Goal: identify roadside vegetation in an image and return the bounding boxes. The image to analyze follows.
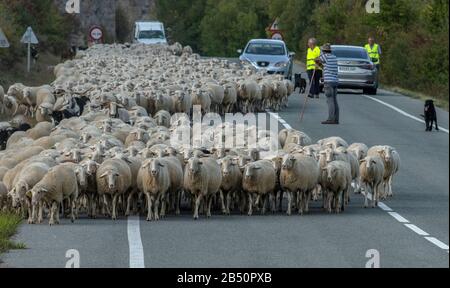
[0,212,25,254]
[156,0,449,107]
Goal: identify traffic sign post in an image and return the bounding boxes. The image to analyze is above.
[20,27,39,73]
[0,27,10,48]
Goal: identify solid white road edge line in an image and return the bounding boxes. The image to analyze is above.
[268,110,449,253]
[363,95,449,134]
[127,216,145,268]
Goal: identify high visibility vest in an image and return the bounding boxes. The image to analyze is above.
[306,46,322,70]
[365,44,380,64]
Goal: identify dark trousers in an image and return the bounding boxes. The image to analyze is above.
[324,84,339,122]
[307,69,322,96]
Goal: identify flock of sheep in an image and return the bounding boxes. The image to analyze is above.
[0,43,400,225]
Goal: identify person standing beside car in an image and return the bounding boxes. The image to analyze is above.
[315,43,339,125]
[365,37,381,70]
[306,38,322,99]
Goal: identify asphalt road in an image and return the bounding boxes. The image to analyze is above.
[2,63,449,268]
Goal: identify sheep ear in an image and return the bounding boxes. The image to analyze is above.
[100,172,108,178]
[26,191,32,198]
[371,160,377,164]
[158,163,165,167]
[359,160,366,164]
[254,165,262,170]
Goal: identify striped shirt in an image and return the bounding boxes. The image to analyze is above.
[319,52,339,85]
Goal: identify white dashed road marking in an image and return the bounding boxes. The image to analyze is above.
[127,216,145,268]
[388,212,410,223]
[405,224,430,236]
[363,95,449,134]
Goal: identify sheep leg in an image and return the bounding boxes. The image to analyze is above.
[49,201,57,226]
[154,195,160,221]
[126,191,134,216]
[364,183,370,208]
[71,196,77,223]
[26,199,33,224]
[175,190,181,216]
[30,203,37,225]
[261,195,267,215]
[226,192,232,215]
[38,202,44,224]
[277,190,283,212]
[304,191,311,214]
[207,195,213,218]
[286,191,292,216]
[112,194,119,221]
[247,193,253,216]
[193,194,203,220]
[90,195,97,219]
[146,193,153,222]
[388,176,394,198]
[219,190,227,215]
[297,191,304,215]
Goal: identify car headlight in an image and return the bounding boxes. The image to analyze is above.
[275,61,289,68]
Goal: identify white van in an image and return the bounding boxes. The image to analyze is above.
[133,21,168,45]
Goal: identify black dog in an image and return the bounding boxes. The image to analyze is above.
[0,123,31,150]
[294,73,307,94]
[422,100,439,132]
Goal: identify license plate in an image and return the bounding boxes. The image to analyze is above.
[339,66,356,72]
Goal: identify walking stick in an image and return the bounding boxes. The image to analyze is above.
[299,69,316,123]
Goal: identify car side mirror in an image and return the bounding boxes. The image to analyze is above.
[289,52,296,57]
[237,49,243,54]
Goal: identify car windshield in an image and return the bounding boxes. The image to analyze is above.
[332,48,369,59]
[139,30,165,40]
[246,43,286,55]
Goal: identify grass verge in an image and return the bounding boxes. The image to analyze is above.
[0,212,26,254]
[380,85,449,111]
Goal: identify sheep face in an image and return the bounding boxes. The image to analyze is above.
[187,158,202,175]
[220,158,238,177]
[100,170,120,190]
[282,154,296,170]
[75,166,87,188]
[31,186,47,206]
[14,181,29,203]
[244,164,261,180]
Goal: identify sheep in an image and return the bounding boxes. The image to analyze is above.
[96,159,132,220]
[139,158,171,221]
[218,156,242,215]
[184,157,222,219]
[279,129,312,149]
[280,154,320,215]
[222,83,238,114]
[321,161,352,213]
[10,162,51,224]
[359,156,385,208]
[206,83,225,113]
[30,164,79,225]
[367,146,400,199]
[154,110,171,128]
[191,89,212,114]
[242,160,276,216]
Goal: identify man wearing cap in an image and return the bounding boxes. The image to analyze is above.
[316,43,339,125]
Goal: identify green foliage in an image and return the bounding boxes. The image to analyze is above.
[0,212,25,254]
[155,0,448,101]
[0,0,72,68]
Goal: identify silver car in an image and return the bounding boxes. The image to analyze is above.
[331,45,379,95]
[238,39,295,79]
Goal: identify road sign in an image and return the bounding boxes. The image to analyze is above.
[89,26,103,42]
[271,32,283,41]
[269,18,280,32]
[21,26,39,44]
[267,18,284,41]
[0,27,10,48]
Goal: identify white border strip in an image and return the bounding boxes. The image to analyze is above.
[363,95,449,134]
[388,212,409,223]
[127,216,145,268]
[405,224,430,236]
[425,237,449,250]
